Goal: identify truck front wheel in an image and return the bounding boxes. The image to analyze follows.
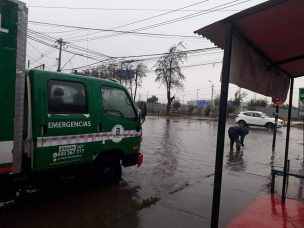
[93,156,122,186]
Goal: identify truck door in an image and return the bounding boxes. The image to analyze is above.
[99,85,140,151]
[31,74,97,171]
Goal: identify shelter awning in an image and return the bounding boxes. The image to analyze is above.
[194,0,304,100]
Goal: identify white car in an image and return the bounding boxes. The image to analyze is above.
[235,111,283,129]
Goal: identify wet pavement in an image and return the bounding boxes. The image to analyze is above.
[1,117,304,227]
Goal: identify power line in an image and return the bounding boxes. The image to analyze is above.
[62,58,115,71]
[113,47,219,59]
[27,35,106,61]
[182,61,223,69]
[27,41,57,61]
[71,32,205,43]
[36,28,83,34]
[123,0,249,34]
[28,5,241,12]
[31,0,211,41]
[29,27,220,60]
[28,21,204,40]
[26,53,53,70]
[61,54,76,71]
[28,27,222,71]
[69,0,250,42]
[28,29,112,59]
[28,1,249,44]
[61,47,221,71]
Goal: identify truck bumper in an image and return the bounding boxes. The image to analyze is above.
[122,153,143,167]
[137,153,143,167]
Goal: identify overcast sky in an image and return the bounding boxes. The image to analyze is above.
[23,0,303,105]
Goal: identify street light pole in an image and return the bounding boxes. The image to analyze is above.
[146,91,150,102]
[209,80,214,117]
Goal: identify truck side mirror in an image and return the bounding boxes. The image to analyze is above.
[141,102,147,118]
[136,101,147,124]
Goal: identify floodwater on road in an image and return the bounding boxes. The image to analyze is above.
[1,117,304,228]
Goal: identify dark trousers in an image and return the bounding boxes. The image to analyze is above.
[228,128,241,150]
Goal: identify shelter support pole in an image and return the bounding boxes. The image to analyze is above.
[272,106,279,151]
[211,23,233,228]
[282,78,294,203]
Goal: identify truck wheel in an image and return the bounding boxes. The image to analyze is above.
[266,123,275,130]
[238,120,247,127]
[93,156,122,186]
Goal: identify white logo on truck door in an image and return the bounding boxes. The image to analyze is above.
[111,125,124,143]
[0,14,9,33]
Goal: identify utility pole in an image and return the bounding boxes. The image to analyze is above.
[209,80,214,117]
[146,91,150,102]
[272,105,279,151]
[237,87,241,113]
[196,89,200,100]
[56,38,66,72]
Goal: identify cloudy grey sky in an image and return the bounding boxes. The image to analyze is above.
[23,0,303,105]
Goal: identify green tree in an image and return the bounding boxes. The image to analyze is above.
[233,89,247,113]
[154,43,187,115]
[172,99,181,110]
[188,105,195,113]
[248,98,268,107]
[227,103,236,115]
[214,95,220,107]
[204,105,211,116]
[147,95,158,103]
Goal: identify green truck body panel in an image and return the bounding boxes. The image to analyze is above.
[28,70,141,171]
[0,1,141,177]
[0,1,18,142]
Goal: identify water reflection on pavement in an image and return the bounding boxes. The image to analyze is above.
[1,117,304,228]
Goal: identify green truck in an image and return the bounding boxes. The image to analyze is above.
[0,0,145,190]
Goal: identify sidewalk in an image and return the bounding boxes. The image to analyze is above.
[227,194,304,228]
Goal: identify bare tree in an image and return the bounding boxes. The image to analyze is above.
[80,60,119,80]
[133,63,147,101]
[154,43,187,115]
[81,60,147,101]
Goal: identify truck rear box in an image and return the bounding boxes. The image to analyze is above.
[0,0,27,174]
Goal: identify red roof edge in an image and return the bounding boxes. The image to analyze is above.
[193,0,287,49]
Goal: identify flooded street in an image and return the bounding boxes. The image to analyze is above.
[1,117,304,228]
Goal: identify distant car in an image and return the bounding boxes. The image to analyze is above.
[235,111,283,129]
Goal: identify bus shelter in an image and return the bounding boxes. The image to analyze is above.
[194,0,304,227]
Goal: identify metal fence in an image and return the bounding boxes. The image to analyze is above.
[146,102,301,120]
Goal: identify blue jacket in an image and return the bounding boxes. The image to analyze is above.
[228,126,248,144]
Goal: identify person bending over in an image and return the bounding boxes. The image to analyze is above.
[228,126,249,151]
